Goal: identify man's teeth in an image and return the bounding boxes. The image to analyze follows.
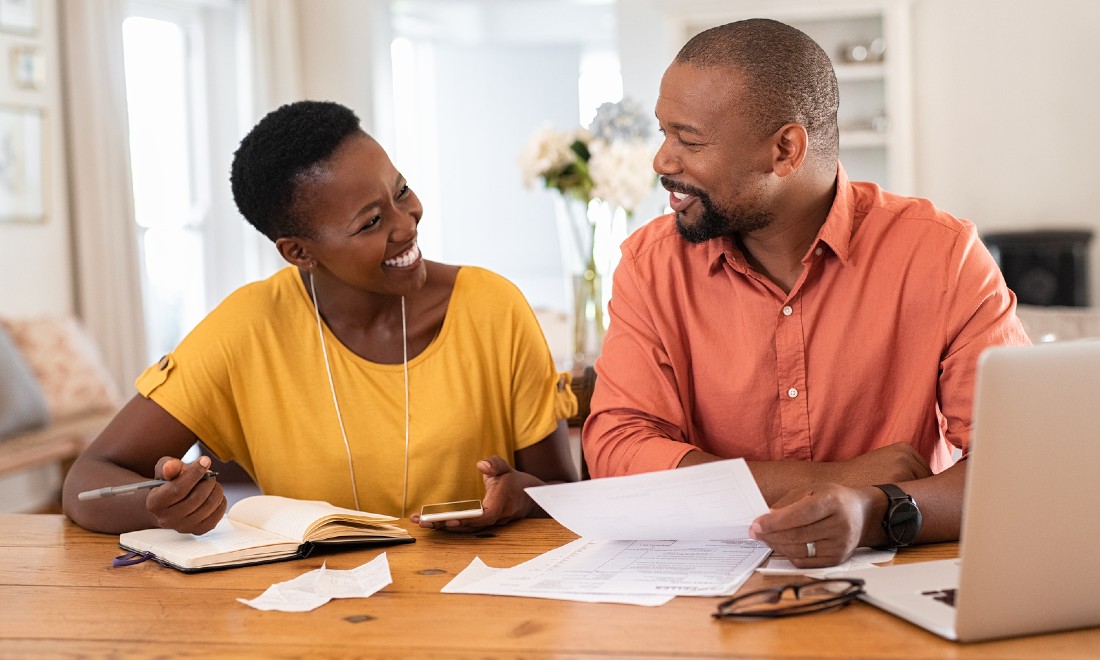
[384,244,420,267]
[672,192,689,200]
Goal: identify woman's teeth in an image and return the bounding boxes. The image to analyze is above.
[384,244,420,268]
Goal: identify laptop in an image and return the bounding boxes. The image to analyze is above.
[836,340,1100,642]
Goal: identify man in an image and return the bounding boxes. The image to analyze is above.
[582,19,1029,567]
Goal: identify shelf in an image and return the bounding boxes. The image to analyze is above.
[839,130,889,148]
[834,62,885,82]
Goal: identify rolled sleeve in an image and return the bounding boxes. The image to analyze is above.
[582,243,697,477]
[938,228,1031,455]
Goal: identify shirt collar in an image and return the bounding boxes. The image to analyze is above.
[705,163,857,274]
[706,235,739,274]
[811,163,854,266]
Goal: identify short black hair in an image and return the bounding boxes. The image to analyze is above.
[230,100,363,240]
[676,18,839,163]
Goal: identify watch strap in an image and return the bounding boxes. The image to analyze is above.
[874,483,909,502]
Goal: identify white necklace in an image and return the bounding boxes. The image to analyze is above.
[309,272,410,515]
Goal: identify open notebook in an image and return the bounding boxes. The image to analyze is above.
[119,495,413,573]
[837,340,1100,642]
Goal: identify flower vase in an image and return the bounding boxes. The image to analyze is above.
[556,198,609,371]
[571,266,605,370]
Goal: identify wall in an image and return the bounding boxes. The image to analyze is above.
[432,41,581,310]
[912,0,1100,305]
[0,0,71,317]
[295,0,382,131]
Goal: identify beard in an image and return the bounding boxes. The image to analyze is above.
[664,177,774,244]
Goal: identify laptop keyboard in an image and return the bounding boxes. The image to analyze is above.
[921,588,957,607]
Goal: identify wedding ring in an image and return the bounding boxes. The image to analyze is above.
[806,541,817,558]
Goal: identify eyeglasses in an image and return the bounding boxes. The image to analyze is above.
[713,578,865,619]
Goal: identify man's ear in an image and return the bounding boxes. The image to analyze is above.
[275,237,315,269]
[771,123,808,178]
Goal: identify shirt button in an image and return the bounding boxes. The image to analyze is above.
[787,387,799,398]
[782,305,793,316]
[815,247,823,256]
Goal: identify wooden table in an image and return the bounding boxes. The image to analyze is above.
[1,515,1097,658]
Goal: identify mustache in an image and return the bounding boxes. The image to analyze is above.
[659,176,707,199]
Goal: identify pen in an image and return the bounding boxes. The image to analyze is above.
[77,471,218,501]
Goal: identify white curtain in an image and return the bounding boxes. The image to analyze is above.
[239,0,306,279]
[57,0,147,393]
[245,0,304,116]
[56,0,312,389]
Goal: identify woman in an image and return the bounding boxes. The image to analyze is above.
[63,101,577,534]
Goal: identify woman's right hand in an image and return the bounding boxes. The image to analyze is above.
[146,455,226,535]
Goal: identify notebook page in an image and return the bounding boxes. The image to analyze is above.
[228,496,397,542]
[120,518,295,569]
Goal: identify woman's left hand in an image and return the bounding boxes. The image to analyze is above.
[411,455,537,532]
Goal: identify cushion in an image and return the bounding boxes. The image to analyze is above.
[0,315,122,421]
[0,324,50,438]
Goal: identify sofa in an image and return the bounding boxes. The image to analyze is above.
[1014,304,1100,344]
[0,315,122,512]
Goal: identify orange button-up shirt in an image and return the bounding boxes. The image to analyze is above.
[583,167,1030,478]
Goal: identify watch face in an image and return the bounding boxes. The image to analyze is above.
[888,501,922,546]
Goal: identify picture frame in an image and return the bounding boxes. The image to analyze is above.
[0,0,38,34]
[10,45,44,90]
[0,105,45,223]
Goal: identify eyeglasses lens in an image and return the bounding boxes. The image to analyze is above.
[726,589,785,613]
[799,580,855,598]
[715,579,864,619]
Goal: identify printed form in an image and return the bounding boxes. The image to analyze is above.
[444,459,772,604]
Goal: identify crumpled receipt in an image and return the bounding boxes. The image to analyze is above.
[238,553,392,612]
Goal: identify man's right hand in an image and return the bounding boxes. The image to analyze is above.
[816,442,933,486]
[146,455,226,535]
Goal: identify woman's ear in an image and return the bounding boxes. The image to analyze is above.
[275,237,315,269]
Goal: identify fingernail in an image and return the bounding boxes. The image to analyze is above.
[477,460,491,470]
[748,522,761,540]
[199,456,211,468]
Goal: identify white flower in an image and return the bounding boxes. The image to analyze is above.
[588,139,657,214]
[517,123,576,188]
[589,99,651,143]
[518,99,657,213]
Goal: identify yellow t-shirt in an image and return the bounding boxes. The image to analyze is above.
[136,266,576,516]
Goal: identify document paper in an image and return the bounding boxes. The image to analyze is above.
[443,555,674,606]
[525,458,770,540]
[445,459,772,602]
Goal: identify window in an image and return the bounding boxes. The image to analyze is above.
[578,48,622,127]
[122,13,204,363]
[121,1,242,364]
